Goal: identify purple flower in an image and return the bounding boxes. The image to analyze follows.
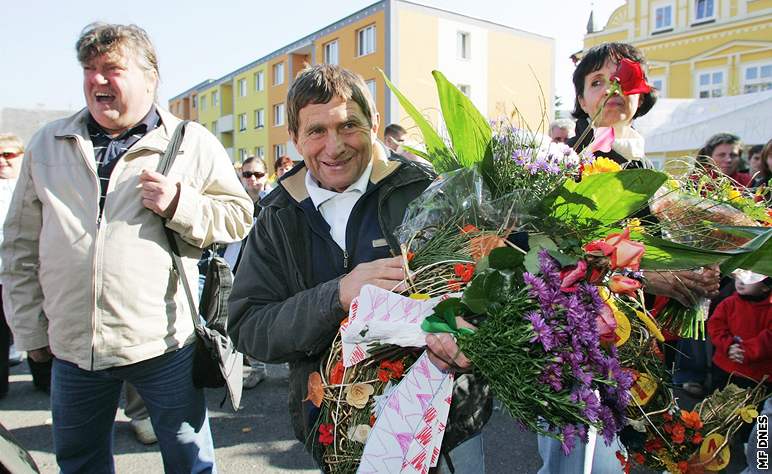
[539,363,563,392]
[560,424,577,455]
[526,311,555,351]
[570,388,601,422]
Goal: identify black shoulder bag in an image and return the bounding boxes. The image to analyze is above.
[156,121,243,411]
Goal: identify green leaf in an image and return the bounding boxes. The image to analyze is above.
[525,235,558,273]
[462,271,504,314]
[379,69,456,170]
[422,298,463,334]
[488,247,524,271]
[402,145,431,160]
[547,249,578,268]
[544,170,668,240]
[432,70,492,168]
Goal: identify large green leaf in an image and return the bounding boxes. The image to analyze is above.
[432,71,492,168]
[544,170,668,239]
[378,69,457,170]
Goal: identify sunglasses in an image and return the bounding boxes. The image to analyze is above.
[242,171,265,179]
[0,151,22,159]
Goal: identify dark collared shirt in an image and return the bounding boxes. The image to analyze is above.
[87,106,161,212]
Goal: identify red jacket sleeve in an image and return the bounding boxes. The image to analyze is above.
[708,299,734,355]
[742,329,772,363]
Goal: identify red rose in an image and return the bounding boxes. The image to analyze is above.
[612,58,652,95]
[597,302,618,344]
[559,260,588,292]
[691,432,703,444]
[329,360,345,385]
[671,423,686,444]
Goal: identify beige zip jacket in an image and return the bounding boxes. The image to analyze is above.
[1,107,253,370]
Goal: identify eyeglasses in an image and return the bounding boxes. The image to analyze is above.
[242,171,265,179]
[0,151,22,159]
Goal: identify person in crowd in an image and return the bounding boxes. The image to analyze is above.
[274,155,294,179]
[548,119,575,144]
[707,270,771,391]
[543,42,721,474]
[229,64,490,472]
[240,156,271,203]
[696,132,751,187]
[749,140,771,191]
[383,122,431,166]
[1,22,253,473]
[0,133,50,398]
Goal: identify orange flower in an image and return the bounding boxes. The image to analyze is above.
[691,432,703,444]
[329,360,345,385]
[369,414,376,427]
[304,372,324,408]
[663,412,673,422]
[680,410,703,430]
[671,423,686,444]
[468,234,506,261]
[633,452,645,464]
[406,251,415,262]
[677,461,689,473]
[461,224,479,234]
[378,360,405,382]
[608,274,642,297]
[454,263,475,282]
[605,228,646,271]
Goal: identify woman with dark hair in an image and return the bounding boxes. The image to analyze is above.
[568,42,657,166]
[695,132,751,187]
[749,139,772,192]
[539,42,721,474]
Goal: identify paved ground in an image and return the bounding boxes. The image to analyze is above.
[1,362,543,473]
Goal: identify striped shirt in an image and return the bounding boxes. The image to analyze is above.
[87,107,161,212]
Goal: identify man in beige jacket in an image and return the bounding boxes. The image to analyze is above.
[1,23,252,473]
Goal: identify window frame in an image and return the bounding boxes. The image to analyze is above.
[356,25,376,57]
[238,113,247,132]
[649,76,667,97]
[211,90,219,108]
[255,70,265,91]
[365,79,376,102]
[695,68,726,98]
[254,108,265,129]
[652,2,674,33]
[741,62,772,94]
[238,78,247,97]
[693,0,715,24]
[273,62,285,86]
[273,103,285,127]
[457,31,471,60]
[274,143,287,160]
[324,40,339,65]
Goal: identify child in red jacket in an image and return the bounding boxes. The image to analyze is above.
[708,270,772,390]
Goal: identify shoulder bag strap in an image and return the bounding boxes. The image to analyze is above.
[155,121,202,331]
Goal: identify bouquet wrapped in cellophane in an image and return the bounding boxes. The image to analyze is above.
[307,68,772,473]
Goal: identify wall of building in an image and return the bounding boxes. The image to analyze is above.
[233,64,269,165]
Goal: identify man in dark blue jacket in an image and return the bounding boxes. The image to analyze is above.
[229,65,490,472]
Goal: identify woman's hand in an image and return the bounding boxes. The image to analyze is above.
[425,317,475,372]
[643,265,720,306]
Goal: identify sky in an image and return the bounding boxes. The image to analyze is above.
[2,0,624,112]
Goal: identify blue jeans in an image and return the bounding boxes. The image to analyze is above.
[51,344,216,474]
[437,433,485,474]
[537,433,622,474]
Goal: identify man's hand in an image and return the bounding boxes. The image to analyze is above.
[338,256,406,310]
[28,346,52,363]
[644,265,720,306]
[139,170,181,218]
[425,317,475,372]
[728,343,745,364]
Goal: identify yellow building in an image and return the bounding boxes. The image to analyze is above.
[170,1,555,173]
[583,0,771,167]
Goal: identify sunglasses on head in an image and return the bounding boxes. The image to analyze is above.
[0,151,22,159]
[242,171,265,179]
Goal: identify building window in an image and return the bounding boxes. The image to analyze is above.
[650,77,666,97]
[255,71,265,91]
[697,70,724,98]
[694,0,714,22]
[324,40,339,65]
[212,90,219,108]
[239,148,248,161]
[273,103,285,126]
[211,121,218,135]
[255,146,264,159]
[255,108,265,128]
[274,143,287,160]
[200,94,207,111]
[653,4,673,31]
[357,25,376,57]
[273,62,285,85]
[239,113,247,132]
[238,78,247,97]
[457,32,471,59]
[192,96,198,109]
[743,64,772,94]
[457,84,471,97]
[365,79,376,101]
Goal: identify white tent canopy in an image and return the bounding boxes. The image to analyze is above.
[633,90,772,154]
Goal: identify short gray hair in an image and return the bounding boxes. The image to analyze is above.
[549,119,575,135]
[287,64,375,138]
[76,23,160,82]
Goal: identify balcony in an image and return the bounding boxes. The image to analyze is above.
[217,114,234,133]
